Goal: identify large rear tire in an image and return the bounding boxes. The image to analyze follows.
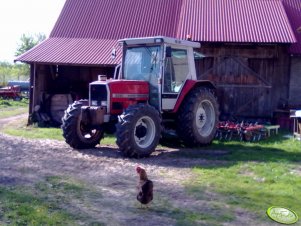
[116,104,162,158]
[177,88,219,147]
[61,101,103,149]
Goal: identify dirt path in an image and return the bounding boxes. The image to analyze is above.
[0,115,273,226]
[0,113,28,129]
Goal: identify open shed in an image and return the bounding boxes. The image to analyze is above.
[16,0,298,125]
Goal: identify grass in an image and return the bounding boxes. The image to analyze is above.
[0,186,74,226]
[2,116,117,144]
[0,98,115,144]
[1,103,301,224]
[0,98,29,108]
[0,176,105,226]
[0,98,28,119]
[187,162,301,218]
[182,134,301,222]
[152,196,234,226]
[35,175,86,197]
[3,117,65,140]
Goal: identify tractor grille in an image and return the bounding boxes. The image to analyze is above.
[90,84,107,106]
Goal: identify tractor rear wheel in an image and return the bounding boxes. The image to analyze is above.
[116,104,162,158]
[61,101,104,149]
[177,88,219,147]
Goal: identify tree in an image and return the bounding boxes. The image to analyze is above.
[0,61,29,85]
[15,33,46,56]
[12,33,46,80]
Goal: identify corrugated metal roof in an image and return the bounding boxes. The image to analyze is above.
[282,0,301,55]
[16,0,297,65]
[50,0,181,39]
[178,0,296,43]
[16,38,121,66]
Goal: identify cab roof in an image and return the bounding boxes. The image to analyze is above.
[119,36,201,48]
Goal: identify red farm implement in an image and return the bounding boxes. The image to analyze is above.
[216,121,266,142]
[0,85,22,100]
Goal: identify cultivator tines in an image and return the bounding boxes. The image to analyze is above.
[216,121,266,142]
[215,121,242,141]
[241,123,265,141]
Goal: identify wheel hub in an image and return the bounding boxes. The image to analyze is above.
[134,116,156,149]
[196,108,206,128]
[195,100,215,137]
[135,123,147,139]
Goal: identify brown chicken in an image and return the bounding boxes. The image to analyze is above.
[136,166,153,207]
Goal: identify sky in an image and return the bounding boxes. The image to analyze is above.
[0,0,66,63]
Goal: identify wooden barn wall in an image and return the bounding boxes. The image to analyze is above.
[29,64,114,114]
[289,57,301,109]
[196,44,290,119]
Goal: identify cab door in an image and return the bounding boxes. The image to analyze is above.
[162,45,190,110]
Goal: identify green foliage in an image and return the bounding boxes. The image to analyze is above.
[0,98,29,108]
[0,62,29,86]
[15,33,46,57]
[1,33,47,85]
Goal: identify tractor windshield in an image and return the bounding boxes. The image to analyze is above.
[123,45,161,109]
[123,46,161,82]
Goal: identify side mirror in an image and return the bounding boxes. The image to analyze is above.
[166,46,172,58]
[111,48,116,60]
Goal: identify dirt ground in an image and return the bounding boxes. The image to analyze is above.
[0,115,274,226]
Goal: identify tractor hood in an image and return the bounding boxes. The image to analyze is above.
[90,79,150,114]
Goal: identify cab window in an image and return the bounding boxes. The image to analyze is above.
[164,48,189,93]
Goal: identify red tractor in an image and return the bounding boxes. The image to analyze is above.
[62,36,219,157]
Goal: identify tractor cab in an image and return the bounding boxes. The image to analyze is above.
[119,36,200,111]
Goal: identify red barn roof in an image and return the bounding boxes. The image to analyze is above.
[282,0,301,55]
[17,38,121,66]
[16,0,296,65]
[178,0,295,43]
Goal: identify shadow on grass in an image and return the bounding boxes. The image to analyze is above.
[152,132,301,166]
[70,131,301,170]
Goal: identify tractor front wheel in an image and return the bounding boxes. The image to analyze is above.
[177,88,219,147]
[61,101,104,149]
[116,104,162,158]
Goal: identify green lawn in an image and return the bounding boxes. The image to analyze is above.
[0,186,75,226]
[2,118,116,144]
[4,121,299,224]
[1,101,300,225]
[0,176,105,226]
[182,135,301,222]
[0,98,29,119]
